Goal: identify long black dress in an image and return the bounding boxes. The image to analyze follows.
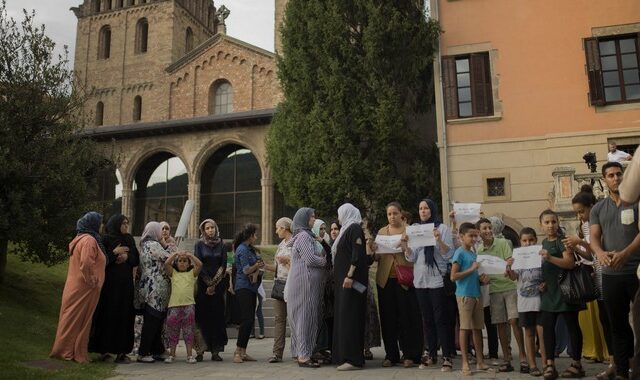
[332,224,368,367]
[89,215,140,355]
[194,240,228,353]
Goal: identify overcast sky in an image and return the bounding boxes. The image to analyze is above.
[4,0,275,68]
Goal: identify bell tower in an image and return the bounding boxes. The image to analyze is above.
[274,0,288,54]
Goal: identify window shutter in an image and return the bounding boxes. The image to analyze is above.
[584,37,605,106]
[442,56,458,120]
[470,53,493,117]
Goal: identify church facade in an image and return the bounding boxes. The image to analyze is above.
[74,0,288,243]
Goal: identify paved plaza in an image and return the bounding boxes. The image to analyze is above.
[114,338,609,379]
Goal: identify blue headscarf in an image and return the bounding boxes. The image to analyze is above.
[76,211,107,256]
[292,207,315,238]
[420,199,441,268]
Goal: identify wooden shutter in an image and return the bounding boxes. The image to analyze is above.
[470,53,493,117]
[442,56,459,120]
[584,37,605,106]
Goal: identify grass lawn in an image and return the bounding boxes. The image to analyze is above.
[0,254,115,380]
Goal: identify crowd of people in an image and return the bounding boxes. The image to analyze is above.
[49,160,640,379]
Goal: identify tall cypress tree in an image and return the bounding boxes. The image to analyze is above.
[267,0,441,229]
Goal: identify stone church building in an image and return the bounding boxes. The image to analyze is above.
[74,0,291,243]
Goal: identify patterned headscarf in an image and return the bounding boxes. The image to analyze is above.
[331,203,362,256]
[76,211,107,256]
[199,218,222,246]
[292,207,315,237]
[489,216,505,239]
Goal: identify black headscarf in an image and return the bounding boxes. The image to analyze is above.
[420,199,441,268]
[103,213,139,265]
[105,213,127,236]
[76,211,107,256]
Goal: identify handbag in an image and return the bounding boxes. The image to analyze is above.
[393,254,414,287]
[558,250,599,305]
[271,278,286,301]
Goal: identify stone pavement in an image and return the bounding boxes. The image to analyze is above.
[114,338,609,379]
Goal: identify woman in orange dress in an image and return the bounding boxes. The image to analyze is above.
[50,211,107,363]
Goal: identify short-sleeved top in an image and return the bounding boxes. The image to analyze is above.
[478,237,516,294]
[540,238,581,312]
[234,243,260,293]
[515,268,542,313]
[608,149,630,162]
[168,270,197,308]
[590,197,640,276]
[452,247,481,297]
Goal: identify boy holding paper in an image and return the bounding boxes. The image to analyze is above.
[506,227,545,377]
[451,222,491,375]
[476,218,526,373]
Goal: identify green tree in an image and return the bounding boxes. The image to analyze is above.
[267,0,441,230]
[0,2,107,283]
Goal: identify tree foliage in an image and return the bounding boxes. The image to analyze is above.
[267,0,441,230]
[0,1,107,278]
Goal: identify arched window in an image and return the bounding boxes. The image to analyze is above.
[98,25,111,59]
[133,96,142,121]
[92,0,102,13]
[185,27,194,53]
[96,101,104,126]
[209,80,233,115]
[135,18,149,54]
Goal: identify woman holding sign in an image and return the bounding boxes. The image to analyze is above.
[371,201,423,368]
[406,199,456,371]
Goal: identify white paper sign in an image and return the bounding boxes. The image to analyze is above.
[477,255,507,275]
[406,223,436,248]
[375,234,403,254]
[453,203,482,224]
[511,245,543,270]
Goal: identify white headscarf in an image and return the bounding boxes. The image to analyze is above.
[331,203,362,256]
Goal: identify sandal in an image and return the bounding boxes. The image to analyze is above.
[442,357,453,372]
[530,367,543,377]
[544,364,558,380]
[297,359,320,368]
[462,367,473,376]
[596,365,616,380]
[560,362,585,378]
[499,362,515,372]
[233,352,243,363]
[268,356,282,363]
[477,364,495,372]
[521,361,531,373]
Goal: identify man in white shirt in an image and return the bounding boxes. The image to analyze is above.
[607,141,632,162]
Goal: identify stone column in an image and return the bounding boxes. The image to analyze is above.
[188,182,201,239]
[121,186,134,221]
[261,177,274,245]
[551,166,576,216]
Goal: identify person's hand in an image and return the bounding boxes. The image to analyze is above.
[471,261,480,271]
[562,235,581,249]
[257,259,265,269]
[113,244,129,255]
[506,257,514,267]
[87,276,97,288]
[315,236,323,242]
[206,286,215,295]
[596,251,612,266]
[539,249,550,261]
[343,277,353,289]
[367,239,378,253]
[449,211,456,221]
[433,228,441,241]
[116,253,128,264]
[610,251,629,270]
[479,273,490,284]
[399,233,409,251]
[539,282,547,293]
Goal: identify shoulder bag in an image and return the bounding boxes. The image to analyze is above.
[557,245,598,305]
[270,263,286,301]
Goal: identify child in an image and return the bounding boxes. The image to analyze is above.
[451,222,491,376]
[506,227,546,377]
[164,251,203,363]
[537,209,584,379]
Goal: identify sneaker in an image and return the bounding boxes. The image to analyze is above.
[187,356,197,364]
[164,355,174,363]
[137,355,155,363]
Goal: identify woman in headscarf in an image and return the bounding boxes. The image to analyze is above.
[288,207,327,368]
[193,218,228,361]
[331,203,369,370]
[89,214,139,363]
[372,201,423,368]
[160,221,178,253]
[51,212,107,363]
[267,217,293,363]
[406,199,456,371]
[136,221,171,363]
[312,218,334,363]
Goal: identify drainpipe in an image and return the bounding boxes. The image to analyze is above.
[429,0,452,216]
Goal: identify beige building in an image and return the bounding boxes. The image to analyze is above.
[431,0,640,241]
[74,0,287,243]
